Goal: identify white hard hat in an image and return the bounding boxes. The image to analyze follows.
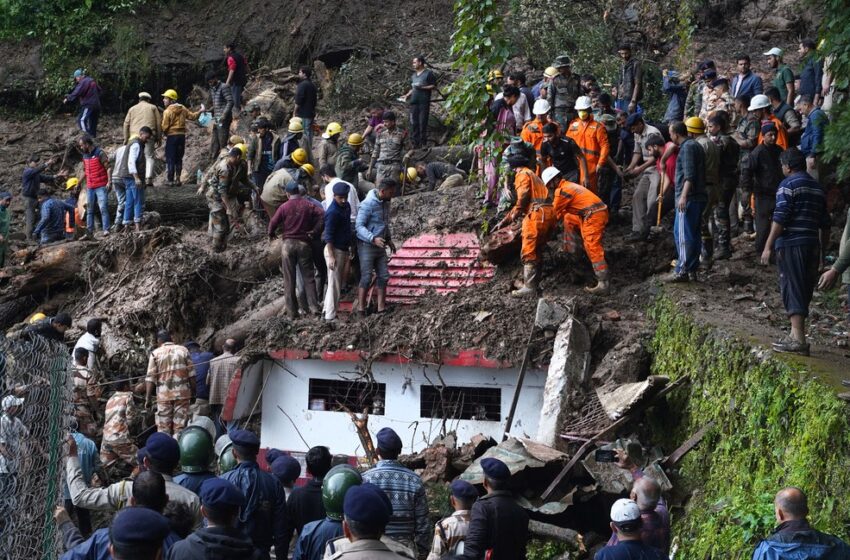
[610,498,641,523]
[532,98,551,115]
[763,47,783,57]
[748,94,771,111]
[541,166,561,185]
[575,96,592,111]
[2,395,23,410]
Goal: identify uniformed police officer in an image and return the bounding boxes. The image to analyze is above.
[461,458,529,560]
[174,425,217,495]
[60,471,183,560]
[66,432,201,523]
[166,478,264,560]
[370,112,409,185]
[220,429,287,559]
[328,483,408,559]
[294,464,361,560]
[108,506,172,560]
[271,454,301,500]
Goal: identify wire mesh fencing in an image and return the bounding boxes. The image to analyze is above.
[0,333,73,560]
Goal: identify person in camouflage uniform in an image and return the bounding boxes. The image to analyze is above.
[145,330,195,436]
[99,377,139,466]
[732,94,760,234]
[370,111,409,187]
[201,147,256,252]
[71,347,101,439]
[543,55,581,130]
[425,480,477,560]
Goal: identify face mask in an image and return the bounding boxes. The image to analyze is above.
[578,111,590,120]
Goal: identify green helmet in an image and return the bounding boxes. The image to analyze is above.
[322,464,363,520]
[219,442,238,474]
[178,426,214,473]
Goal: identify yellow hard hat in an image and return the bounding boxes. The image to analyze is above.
[288,118,304,133]
[544,66,558,78]
[300,163,315,177]
[233,143,248,158]
[347,133,365,147]
[291,148,308,166]
[486,84,495,95]
[488,69,504,80]
[29,312,47,324]
[685,116,705,134]
[162,89,178,100]
[401,167,419,183]
[65,177,79,190]
[323,122,343,139]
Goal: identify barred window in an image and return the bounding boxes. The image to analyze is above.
[307,378,386,415]
[420,385,501,421]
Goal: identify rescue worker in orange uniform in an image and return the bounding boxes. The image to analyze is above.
[545,166,610,295]
[496,150,558,296]
[565,96,610,193]
[521,99,558,173]
[749,94,789,150]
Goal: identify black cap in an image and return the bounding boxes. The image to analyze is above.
[28,154,40,163]
[382,110,396,121]
[205,70,218,82]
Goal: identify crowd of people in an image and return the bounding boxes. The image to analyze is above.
[1,35,850,560]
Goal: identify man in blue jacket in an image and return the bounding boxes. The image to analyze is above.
[64,69,102,137]
[731,54,763,100]
[22,154,62,241]
[355,179,397,317]
[221,429,287,559]
[798,95,829,182]
[752,487,850,560]
[33,189,66,245]
[322,179,353,322]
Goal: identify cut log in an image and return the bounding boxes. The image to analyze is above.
[528,520,584,550]
[2,242,90,300]
[77,186,208,230]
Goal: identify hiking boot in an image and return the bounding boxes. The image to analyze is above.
[772,336,810,356]
[662,272,690,283]
[79,233,93,241]
[688,271,700,282]
[838,392,850,402]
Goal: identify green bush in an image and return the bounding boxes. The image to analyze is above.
[648,297,850,558]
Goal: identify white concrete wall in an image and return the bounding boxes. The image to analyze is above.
[259,359,545,456]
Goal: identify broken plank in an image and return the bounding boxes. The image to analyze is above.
[662,420,716,469]
[528,520,584,551]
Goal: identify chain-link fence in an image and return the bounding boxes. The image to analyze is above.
[1,333,72,560]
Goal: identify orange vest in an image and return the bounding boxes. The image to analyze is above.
[565,118,610,166]
[757,115,789,150]
[553,179,606,219]
[521,118,556,155]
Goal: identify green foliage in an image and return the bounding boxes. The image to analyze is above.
[818,0,850,180]
[444,0,511,146]
[647,297,850,557]
[526,538,578,560]
[0,0,155,100]
[674,0,698,70]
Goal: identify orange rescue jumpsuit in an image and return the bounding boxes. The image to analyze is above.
[553,178,609,274]
[757,114,789,150]
[506,167,557,263]
[565,117,610,193]
[521,118,558,174]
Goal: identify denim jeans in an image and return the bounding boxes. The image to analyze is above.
[112,179,126,225]
[86,186,110,231]
[231,85,243,112]
[123,177,145,224]
[358,240,390,289]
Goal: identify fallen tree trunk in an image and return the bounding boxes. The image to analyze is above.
[211,294,287,352]
[2,242,90,300]
[528,520,583,549]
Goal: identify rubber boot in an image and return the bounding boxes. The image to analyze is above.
[585,269,610,295]
[511,263,539,297]
[743,217,754,235]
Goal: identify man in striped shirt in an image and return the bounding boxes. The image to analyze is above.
[761,148,830,356]
[362,428,429,555]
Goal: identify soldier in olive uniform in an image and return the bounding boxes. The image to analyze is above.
[544,55,581,130]
[201,147,256,252]
[370,112,409,186]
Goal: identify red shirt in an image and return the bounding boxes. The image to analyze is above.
[656,141,679,185]
[268,196,324,242]
[227,55,237,72]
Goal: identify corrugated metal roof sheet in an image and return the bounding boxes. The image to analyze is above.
[386,232,496,304]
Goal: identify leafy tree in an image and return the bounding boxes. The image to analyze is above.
[818,3,850,180]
